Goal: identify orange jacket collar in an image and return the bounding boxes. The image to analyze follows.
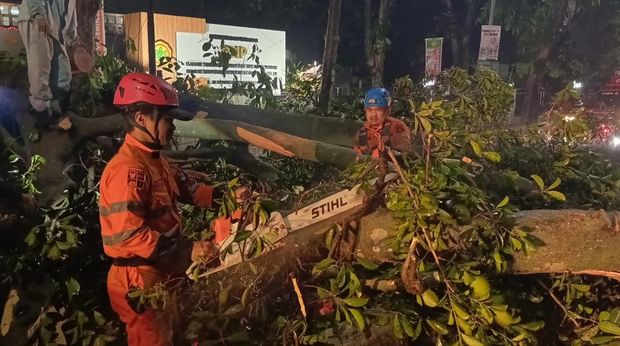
[124,134,160,158]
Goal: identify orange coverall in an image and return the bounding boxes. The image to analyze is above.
[354,116,412,158]
[99,134,217,346]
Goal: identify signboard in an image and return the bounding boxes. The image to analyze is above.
[479,25,501,61]
[425,37,443,77]
[176,23,286,95]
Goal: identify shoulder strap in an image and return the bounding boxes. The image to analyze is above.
[357,127,369,152]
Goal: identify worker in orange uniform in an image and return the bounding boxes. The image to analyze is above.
[99,72,246,346]
[354,88,412,159]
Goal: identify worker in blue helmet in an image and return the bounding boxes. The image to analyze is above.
[354,88,411,158]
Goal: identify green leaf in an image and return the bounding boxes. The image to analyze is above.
[470,276,491,300]
[66,277,80,300]
[470,140,483,157]
[426,319,449,335]
[233,230,252,242]
[546,191,567,202]
[573,284,590,293]
[418,109,433,117]
[610,308,620,324]
[356,257,379,270]
[312,258,335,275]
[452,302,470,320]
[56,241,72,250]
[590,336,617,344]
[219,285,231,309]
[547,177,562,191]
[93,311,106,326]
[480,306,494,324]
[496,196,509,209]
[25,227,39,246]
[600,311,611,322]
[401,317,415,338]
[241,286,251,307]
[531,175,545,190]
[344,298,369,308]
[461,334,484,346]
[349,309,365,331]
[421,289,439,308]
[412,320,422,340]
[419,117,432,133]
[483,151,502,163]
[225,331,250,342]
[393,314,404,339]
[599,321,620,336]
[522,320,545,331]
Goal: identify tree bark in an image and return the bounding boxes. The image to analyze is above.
[462,0,481,69]
[443,0,462,68]
[444,0,480,69]
[184,208,620,316]
[364,0,373,88]
[76,0,102,56]
[372,0,392,86]
[354,209,620,281]
[179,94,362,148]
[317,0,343,114]
[523,0,577,123]
[173,118,357,168]
[365,0,393,87]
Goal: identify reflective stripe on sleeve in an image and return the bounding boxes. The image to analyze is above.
[99,201,145,217]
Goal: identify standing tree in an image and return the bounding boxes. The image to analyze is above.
[364,0,393,87]
[318,0,344,113]
[494,0,607,122]
[441,0,483,69]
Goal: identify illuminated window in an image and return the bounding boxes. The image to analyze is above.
[0,4,19,27]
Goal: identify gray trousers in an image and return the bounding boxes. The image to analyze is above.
[18,19,71,112]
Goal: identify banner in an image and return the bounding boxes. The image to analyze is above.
[479,25,501,61]
[425,37,443,77]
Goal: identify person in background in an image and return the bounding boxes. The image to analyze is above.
[18,0,77,126]
[354,87,412,159]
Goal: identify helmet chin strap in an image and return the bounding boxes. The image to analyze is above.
[129,109,163,150]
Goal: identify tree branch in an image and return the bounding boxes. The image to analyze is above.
[69,113,126,141]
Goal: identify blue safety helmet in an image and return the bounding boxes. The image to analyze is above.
[364,87,391,108]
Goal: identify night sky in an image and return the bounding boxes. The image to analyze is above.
[103,0,516,84]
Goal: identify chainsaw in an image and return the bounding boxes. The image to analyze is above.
[187,173,397,279]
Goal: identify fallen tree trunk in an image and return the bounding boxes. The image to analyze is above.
[174,118,357,168]
[179,94,362,148]
[356,209,620,280]
[186,208,620,312]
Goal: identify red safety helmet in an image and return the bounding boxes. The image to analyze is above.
[113,72,194,121]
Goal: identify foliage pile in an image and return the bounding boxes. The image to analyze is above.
[1,45,620,346]
[179,68,620,345]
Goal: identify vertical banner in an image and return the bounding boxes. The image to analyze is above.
[478,25,501,61]
[425,37,443,77]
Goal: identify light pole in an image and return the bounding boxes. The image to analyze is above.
[147,0,156,74]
